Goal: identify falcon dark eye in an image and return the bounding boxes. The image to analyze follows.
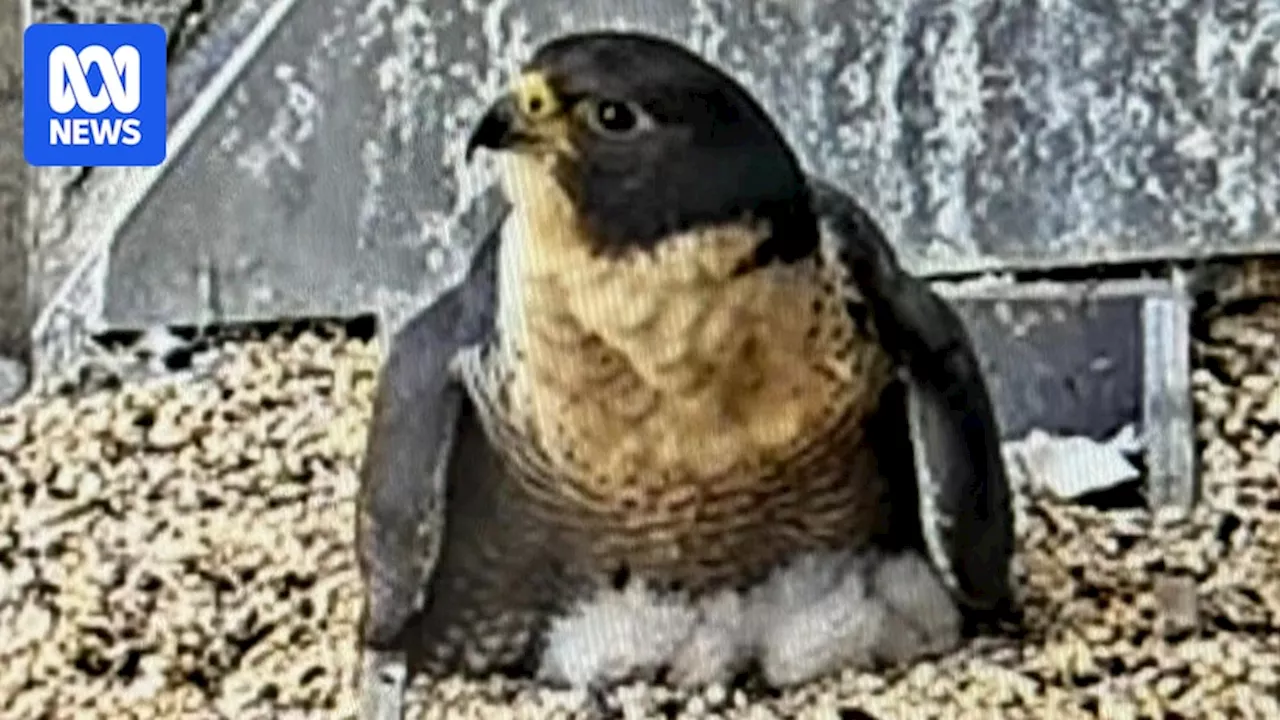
[582,98,652,138]
[596,101,635,131]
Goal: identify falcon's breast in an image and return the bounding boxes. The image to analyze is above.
[454,155,898,593]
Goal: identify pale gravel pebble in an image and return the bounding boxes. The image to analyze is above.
[0,303,1279,718]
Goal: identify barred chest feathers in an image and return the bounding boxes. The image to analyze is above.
[472,156,896,491]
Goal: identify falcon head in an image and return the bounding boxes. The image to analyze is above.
[465,31,818,264]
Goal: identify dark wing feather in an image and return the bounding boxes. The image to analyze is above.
[808,176,1016,614]
[355,201,505,650]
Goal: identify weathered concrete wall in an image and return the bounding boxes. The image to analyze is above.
[82,0,1280,336]
[25,0,268,378]
[28,0,262,313]
[1,0,31,402]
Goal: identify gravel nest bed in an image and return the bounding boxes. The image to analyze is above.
[2,305,1280,720]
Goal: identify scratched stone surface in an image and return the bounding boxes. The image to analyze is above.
[98,0,1280,333]
[28,0,263,313]
[1,0,29,399]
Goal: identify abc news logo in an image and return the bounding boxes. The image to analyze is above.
[24,23,167,167]
[47,44,144,147]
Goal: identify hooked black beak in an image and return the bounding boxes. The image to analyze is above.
[465,93,522,161]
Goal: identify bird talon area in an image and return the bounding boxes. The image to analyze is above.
[1,305,1279,718]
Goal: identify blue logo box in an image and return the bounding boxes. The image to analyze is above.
[23,23,168,167]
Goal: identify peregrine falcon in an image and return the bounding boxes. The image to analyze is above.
[355,30,1016,718]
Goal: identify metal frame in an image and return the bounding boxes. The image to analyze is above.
[935,277,1198,510]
